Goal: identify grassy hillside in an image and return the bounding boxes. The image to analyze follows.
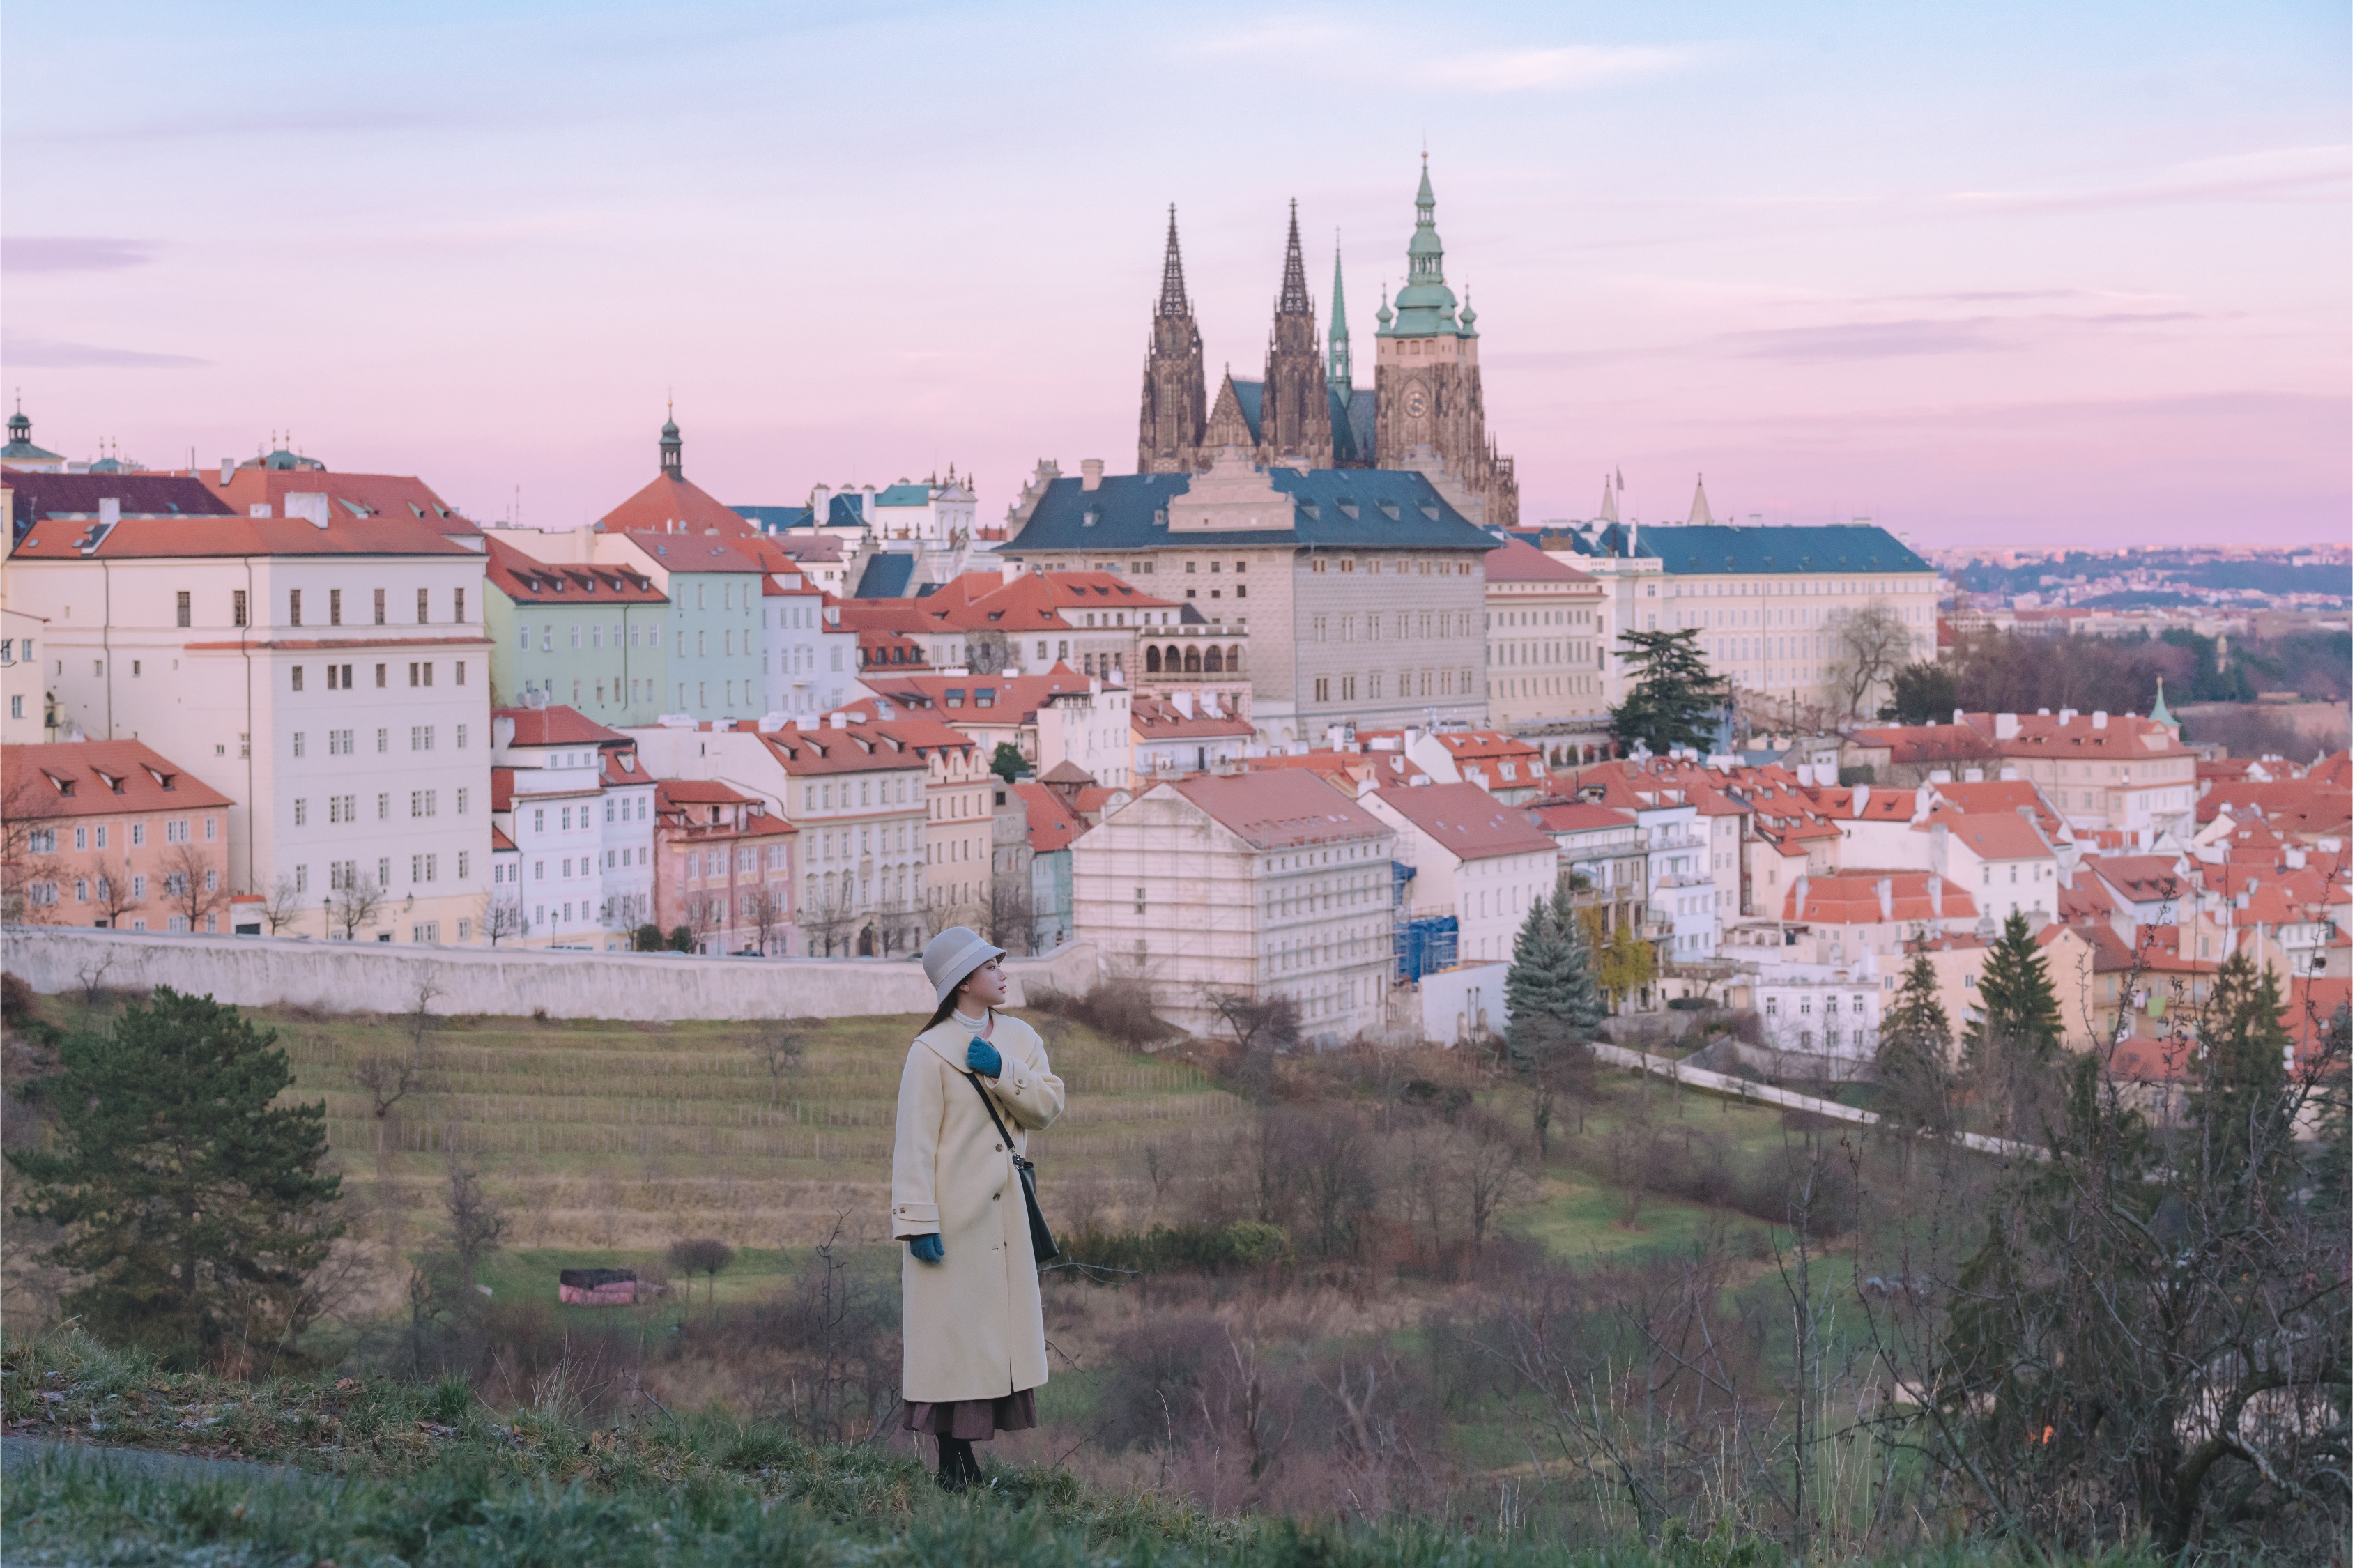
[24,995,1245,1256]
[1,1331,2153,1567]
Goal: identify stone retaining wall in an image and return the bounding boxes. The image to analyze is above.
[0,926,1100,1022]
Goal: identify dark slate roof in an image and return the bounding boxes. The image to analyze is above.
[1227,378,1266,443]
[731,504,813,532]
[1329,387,1376,465]
[6,472,233,539]
[853,551,917,599]
[1008,466,1493,554]
[1587,522,1931,576]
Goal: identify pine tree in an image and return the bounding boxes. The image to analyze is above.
[1506,891,1605,1158]
[1963,911,2063,1072]
[1877,953,1954,1131]
[2193,951,2296,1201]
[1609,628,1728,756]
[8,987,342,1355]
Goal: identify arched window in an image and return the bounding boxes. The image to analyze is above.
[1183,647,1202,674]
[1202,645,1223,675]
[1144,646,1162,673]
[1226,643,1241,671]
[1164,644,1182,670]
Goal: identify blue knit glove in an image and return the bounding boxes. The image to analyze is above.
[908,1234,944,1263]
[965,1037,1003,1079]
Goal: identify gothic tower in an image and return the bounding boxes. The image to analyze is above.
[1372,158,1517,524]
[1137,206,1207,474]
[1327,245,1353,404]
[1257,201,1332,469]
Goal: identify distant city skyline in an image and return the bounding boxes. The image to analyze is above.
[3,1,2347,546]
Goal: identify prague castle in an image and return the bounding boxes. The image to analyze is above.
[1137,160,1519,527]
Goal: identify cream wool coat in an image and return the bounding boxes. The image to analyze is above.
[889,1013,1066,1404]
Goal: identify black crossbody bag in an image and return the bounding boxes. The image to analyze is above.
[965,1072,1060,1263]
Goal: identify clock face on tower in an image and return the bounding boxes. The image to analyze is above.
[1404,387,1428,419]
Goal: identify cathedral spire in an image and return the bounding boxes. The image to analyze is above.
[1327,241,1352,399]
[1687,472,1715,525]
[659,401,683,479]
[1157,204,1190,317]
[1276,199,1312,316]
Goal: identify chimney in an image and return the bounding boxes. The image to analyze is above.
[1929,877,1944,920]
[1172,691,1194,718]
[1951,707,1965,725]
[1994,713,2020,740]
[218,459,234,486]
[1876,877,1894,921]
[829,712,848,729]
[286,492,331,528]
[1792,874,1809,920]
[811,484,832,524]
[1080,459,1104,491]
[1850,782,1869,817]
[2057,707,2076,725]
[2092,709,2108,729]
[1963,767,1983,783]
[99,497,121,527]
[859,486,875,523]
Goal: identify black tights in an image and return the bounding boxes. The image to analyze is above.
[935,1434,982,1489]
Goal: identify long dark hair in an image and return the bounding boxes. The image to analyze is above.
[922,972,996,1034]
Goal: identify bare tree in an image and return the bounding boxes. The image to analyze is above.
[353,1045,422,1120]
[664,1237,737,1312]
[751,1017,814,1103]
[747,884,785,956]
[260,875,307,935]
[330,874,385,941]
[1450,1112,1533,1256]
[160,840,227,934]
[1825,600,1912,718]
[1207,989,1302,1056]
[983,872,1034,956]
[84,860,139,929]
[477,889,526,946]
[0,771,66,924]
[443,1162,507,1293]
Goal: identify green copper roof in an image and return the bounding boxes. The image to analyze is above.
[1327,247,1353,394]
[2149,677,2174,729]
[1381,157,1462,339]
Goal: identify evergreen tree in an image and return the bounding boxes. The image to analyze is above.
[2192,951,2296,1201]
[1879,661,1959,725]
[1504,889,1604,1066]
[1963,912,2063,1071]
[1608,628,1728,756]
[990,742,1027,783]
[8,987,342,1355]
[1877,953,1955,1129]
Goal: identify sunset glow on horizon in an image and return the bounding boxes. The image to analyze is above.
[6,1,2347,546]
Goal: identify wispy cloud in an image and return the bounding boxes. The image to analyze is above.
[1951,144,2350,214]
[1188,17,1701,93]
[1424,44,1698,93]
[1724,309,2209,362]
[1,334,207,369]
[1,237,156,274]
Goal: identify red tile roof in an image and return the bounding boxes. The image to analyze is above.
[597,473,755,537]
[1165,771,1393,850]
[1482,536,1597,585]
[1926,810,2054,863]
[853,666,1094,724]
[619,532,767,574]
[1130,695,1254,739]
[208,468,470,531]
[1013,780,1084,854]
[1371,781,1560,861]
[3,739,234,817]
[1524,801,1640,836]
[13,512,478,559]
[494,705,630,748]
[1783,870,1977,925]
[483,535,664,601]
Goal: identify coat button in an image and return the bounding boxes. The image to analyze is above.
[993,1192,1001,1201]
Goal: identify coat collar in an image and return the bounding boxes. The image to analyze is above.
[917,1013,1030,1073]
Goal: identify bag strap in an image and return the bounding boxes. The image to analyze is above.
[964,1070,1025,1160]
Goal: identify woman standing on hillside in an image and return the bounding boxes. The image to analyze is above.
[889,927,1066,1490]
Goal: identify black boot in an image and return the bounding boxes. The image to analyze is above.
[935,1435,981,1491]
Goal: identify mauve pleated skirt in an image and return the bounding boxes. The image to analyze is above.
[900,1388,1038,1440]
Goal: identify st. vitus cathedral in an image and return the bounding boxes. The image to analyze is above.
[1137,159,1519,526]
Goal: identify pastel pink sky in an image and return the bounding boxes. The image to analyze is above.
[6,2,2348,546]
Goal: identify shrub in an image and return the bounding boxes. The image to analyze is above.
[1062,1220,1292,1279]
